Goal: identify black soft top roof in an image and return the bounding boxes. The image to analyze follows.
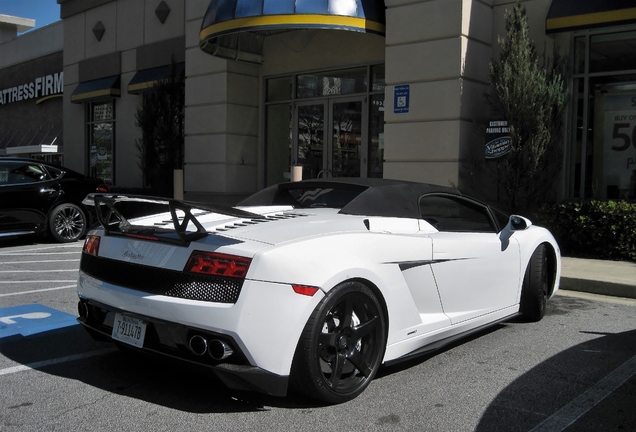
[238,178,462,219]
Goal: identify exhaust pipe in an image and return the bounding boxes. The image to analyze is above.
[189,335,208,356]
[208,339,233,360]
[78,301,89,319]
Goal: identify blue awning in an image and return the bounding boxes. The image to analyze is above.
[200,0,386,50]
[71,76,120,103]
[127,63,185,94]
[547,0,636,33]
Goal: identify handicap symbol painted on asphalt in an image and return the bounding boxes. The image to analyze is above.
[0,304,78,338]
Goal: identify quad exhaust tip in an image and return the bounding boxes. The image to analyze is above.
[188,335,233,360]
[78,301,89,319]
[188,335,208,356]
[208,339,233,360]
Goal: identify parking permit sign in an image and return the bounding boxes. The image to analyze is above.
[394,84,410,113]
[0,304,78,338]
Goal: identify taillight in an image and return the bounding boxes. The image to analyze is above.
[184,251,251,278]
[96,184,109,192]
[83,235,100,256]
[292,285,320,296]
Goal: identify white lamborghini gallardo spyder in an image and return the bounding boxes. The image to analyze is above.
[77,179,560,404]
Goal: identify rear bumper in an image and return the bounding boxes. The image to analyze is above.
[77,298,289,397]
[77,269,323,378]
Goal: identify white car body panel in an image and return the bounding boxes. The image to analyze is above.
[76,179,561,400]
[430,232,521,324]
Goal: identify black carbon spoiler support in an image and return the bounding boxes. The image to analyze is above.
[92,194,264,246]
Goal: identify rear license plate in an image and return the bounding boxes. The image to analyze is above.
[112,313,147,348]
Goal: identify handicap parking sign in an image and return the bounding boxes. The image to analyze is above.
[0,304,78,338]
[394,84,410,113]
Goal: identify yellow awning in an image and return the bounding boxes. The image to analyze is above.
[127,63,185,94]
[200,0,386,55]
[71,76,120,104]
[547,0,636,33]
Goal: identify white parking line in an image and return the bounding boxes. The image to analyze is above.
[0,252,81,256]
[0,244,82,254]
[530,353,636,431]
[0,280,76,283]
[0,285,76,297]
[0,269,78,273]
[0,348,116,376]
[0,281,76,283]
[0,259,80,264]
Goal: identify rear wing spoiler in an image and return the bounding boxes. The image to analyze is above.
[87,194,264,246]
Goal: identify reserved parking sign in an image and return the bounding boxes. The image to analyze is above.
[394,84,410,113]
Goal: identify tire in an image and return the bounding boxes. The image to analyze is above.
[291,281,387,404]
[520,244,548,322]
[49,203,87,243]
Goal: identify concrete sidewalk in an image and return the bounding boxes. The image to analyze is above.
[560,256,636,299]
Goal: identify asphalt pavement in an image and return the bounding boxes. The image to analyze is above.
[561,256,636,299]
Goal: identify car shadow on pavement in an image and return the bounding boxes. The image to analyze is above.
[0,323,327,412]
[5,295,632,418]
[0,236,43,248]
[0,314,526,412]
[474,327,636,431]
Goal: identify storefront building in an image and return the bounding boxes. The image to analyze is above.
[552,1,636,200]
[0,16,63,162]
[11,0,635,202]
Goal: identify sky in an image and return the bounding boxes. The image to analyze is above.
[0,0,61,33]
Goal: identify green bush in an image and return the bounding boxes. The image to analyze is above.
[537,201,636,262]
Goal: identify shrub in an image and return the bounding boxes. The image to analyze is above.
[537,201,636,262]
[135,63,184,198]
[487,4,568,214]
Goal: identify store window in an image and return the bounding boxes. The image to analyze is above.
[570,28,636,200]
[87,101,115,184]
[264,65,385,185]
[369,65,385,178]
[266,103,293,186]
[296,67,367,98]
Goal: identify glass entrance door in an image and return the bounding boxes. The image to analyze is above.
[330,99,363,178]
[294,97,365,179]
[296,103,325,180]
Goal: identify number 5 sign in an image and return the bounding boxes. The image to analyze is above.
[611,122,636,151]
[604,94,636,197]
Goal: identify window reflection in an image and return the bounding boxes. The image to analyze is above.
[88,101,114,184]
[590,31,636,73]
[297,67,367,98]
[572,29,636,199]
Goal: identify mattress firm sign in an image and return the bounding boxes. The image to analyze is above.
[0,72,63,105]
[485,120,512,159]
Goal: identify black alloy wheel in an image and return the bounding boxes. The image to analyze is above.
[292,281,387,404]
[49,203,87,243]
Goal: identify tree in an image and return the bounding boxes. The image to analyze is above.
[488,3,567,214]
[135,63,184,197]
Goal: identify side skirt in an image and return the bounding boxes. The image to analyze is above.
[383,312,520,367]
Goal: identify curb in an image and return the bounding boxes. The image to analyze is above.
[560,277,636,300]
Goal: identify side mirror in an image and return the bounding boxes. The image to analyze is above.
[509,215,532,231]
